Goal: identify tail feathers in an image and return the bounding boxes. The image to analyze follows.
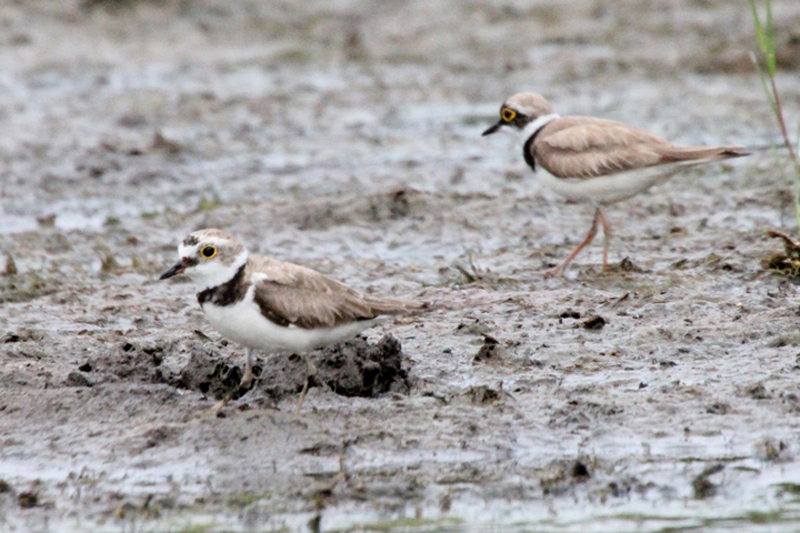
[664,144,749,164]
[720,145,750,157]
[365,295,429,317]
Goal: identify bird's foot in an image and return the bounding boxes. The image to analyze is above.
[212,396,231,413]
[538,265,565,278]
[295,377,310,415]
[239,367,255,390]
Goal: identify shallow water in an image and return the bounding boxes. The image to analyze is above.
[1,1,800,532]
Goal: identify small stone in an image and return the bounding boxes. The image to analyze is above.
[473,335,501,362]
[18,491,38,509]
[65,371,93,388]
[581,315,606,330]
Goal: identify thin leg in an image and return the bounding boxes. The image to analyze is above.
[597,207,612,268]
[240,348,256,389]
[213,348,258,413]
[295,355,318,415]
[211,398,228,413]
[541,207,601,277]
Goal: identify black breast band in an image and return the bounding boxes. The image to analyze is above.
[522,128,544,172]
[197,264,247,307]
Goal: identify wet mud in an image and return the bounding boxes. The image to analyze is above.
[175,334,407,404]
[1,0,800,532]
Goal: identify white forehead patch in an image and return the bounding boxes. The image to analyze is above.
[177,238,248,290]
[177,241,199,259]
[178,234,229,259]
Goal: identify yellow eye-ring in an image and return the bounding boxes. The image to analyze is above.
[501,107,517,123]
[200,245,217,259]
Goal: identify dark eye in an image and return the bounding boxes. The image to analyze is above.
[201,246,217,258]
[501,108,517,122]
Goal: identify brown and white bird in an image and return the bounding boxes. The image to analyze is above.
[483,92,748,276]
[160,229,424,412]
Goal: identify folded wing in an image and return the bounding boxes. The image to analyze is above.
[535,117,747,179]
[248,256,423,329]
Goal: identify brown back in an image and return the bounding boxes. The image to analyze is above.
[533,116,747,179]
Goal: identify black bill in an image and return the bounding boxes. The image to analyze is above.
[482,121,503,136]
[159,261,186,280]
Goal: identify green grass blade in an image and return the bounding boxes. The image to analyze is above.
[751,53,777,114]
[749,0,777,76]
[748,0,767,53]
[765,0,776,75]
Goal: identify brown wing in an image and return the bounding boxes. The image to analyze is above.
[248,255,423,330]
[534,117,746,179]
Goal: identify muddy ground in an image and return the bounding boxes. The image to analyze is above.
[1,0,800,531]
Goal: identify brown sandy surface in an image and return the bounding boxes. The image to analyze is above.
[1,1,800,531]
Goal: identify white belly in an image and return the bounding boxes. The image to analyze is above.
[201,287,384,353]
[535,164,686,204]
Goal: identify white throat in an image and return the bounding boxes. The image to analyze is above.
[520,113,560,143]
[189,250,248,290]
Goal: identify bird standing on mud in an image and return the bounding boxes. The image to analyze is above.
[160,228,425,412]
[483,92,749,276]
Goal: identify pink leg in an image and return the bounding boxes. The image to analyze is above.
[240,348,256,389]
[596,208,612,268]
[541,207,601,277]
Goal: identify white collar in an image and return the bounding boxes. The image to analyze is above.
[521,113,560,142]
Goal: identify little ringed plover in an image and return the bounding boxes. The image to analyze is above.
[160,228,424,412]
[483,92,748,276]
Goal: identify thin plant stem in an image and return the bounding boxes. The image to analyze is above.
[749,0,800,232]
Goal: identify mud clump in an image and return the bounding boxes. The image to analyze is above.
[18,491,39,509]
[170,341,245,401]
[307,334,407,397]
[465,384,502,405]
[581,315,607,330]
[174,334,407,402]
[84,341,169,384]
[62,341,171,387]
[764,230,800,279]
[64,371,94,388]
[473,334,501,363]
